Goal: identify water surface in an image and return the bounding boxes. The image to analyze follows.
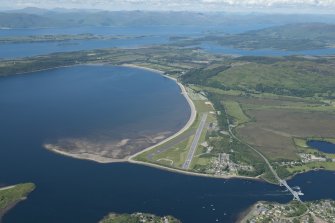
[0,65,335,223]
[0,24,273,59]
[307,140,335,154]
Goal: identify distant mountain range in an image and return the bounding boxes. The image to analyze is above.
[204,23,335,50]
[1,8,335,28]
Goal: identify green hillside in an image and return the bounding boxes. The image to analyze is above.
[183,56,335,98]
[207,23,335,50]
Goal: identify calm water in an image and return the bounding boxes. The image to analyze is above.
[307,140,335,154]
[0,36,169,59]
[3,24,334,60]
[0,24,275,59]
[0,24,273,37]
[0,65,335,223]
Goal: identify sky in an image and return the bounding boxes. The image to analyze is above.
[2,0,335,13]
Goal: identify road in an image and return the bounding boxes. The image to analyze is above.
[147,129,196,160]
[224,107,302,202]
[182,113,208,169]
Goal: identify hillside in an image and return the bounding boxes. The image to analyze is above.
[1,10,335,28]
[211,23,335,50]
[182,56,335,98]
[0,13,58,28]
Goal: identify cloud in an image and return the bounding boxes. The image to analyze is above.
[2,0,335,12]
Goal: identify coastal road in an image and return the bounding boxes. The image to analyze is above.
[182,113,208,169]
[223,107,302,202]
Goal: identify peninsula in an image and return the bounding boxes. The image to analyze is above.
[0,183,35,220]
[1,47,334,186]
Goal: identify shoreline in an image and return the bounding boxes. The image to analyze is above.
[46,142,261,181]
[123,64,197,161]
[0,183,35,221]
[44,143,128,163]
[0,200,21,221]
[128,159,262,181]
[3,62,105,77]
[0,185,15,191]
[43,63,264,182]
[41,63,197,166]
[236,202,258,223]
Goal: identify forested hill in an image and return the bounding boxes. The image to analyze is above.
[181,56,335,98]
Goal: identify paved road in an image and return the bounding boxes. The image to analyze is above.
[182,113,208,169]
[224,107,302,202]
[147,128,196,161]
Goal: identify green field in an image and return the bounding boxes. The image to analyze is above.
[211,59,335,98]
[100,213,181,223]
[134,92,216,170]
[2,46,334,182]
[288,162,335,174]
[0,183,35,213]
[223,101,250,124]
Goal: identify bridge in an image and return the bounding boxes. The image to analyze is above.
[279,180,302,202]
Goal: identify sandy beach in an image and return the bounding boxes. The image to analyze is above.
[124,64,197,161]
[44,64,196,163]
[44,143,128,163]
[0,185,15,191]
[42,63,261,181]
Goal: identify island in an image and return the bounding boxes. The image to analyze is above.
[240,199,335,223]
[0,183,35,220]
[99,212,181,223]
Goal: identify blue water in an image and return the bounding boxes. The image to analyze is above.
[0,36,169,59]
[307,140,335,154]
[0,65,334,222]
[200,42,335,56]
[0,24,275,59]
[288,170,335,201]
[2,24,334,60]
[0,26,210,36]
[0,24,273,37]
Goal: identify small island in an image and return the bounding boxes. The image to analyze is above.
[240,200,335,223]
[0,183,35,220]
[99,212,181,223]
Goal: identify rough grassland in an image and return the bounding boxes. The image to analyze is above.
[237,108,335,161]
[210,60,335,97]
[223,100,250,124]
[0,183,35,210]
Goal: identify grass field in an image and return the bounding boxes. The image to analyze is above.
[188,70,335,180]
[198,90,335,162]
[223,101,250,124]
[287,162,335,174]
[0,183,35,212]
[134,90,216,170]
[2,45,334,181]
[209,58,335,98]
